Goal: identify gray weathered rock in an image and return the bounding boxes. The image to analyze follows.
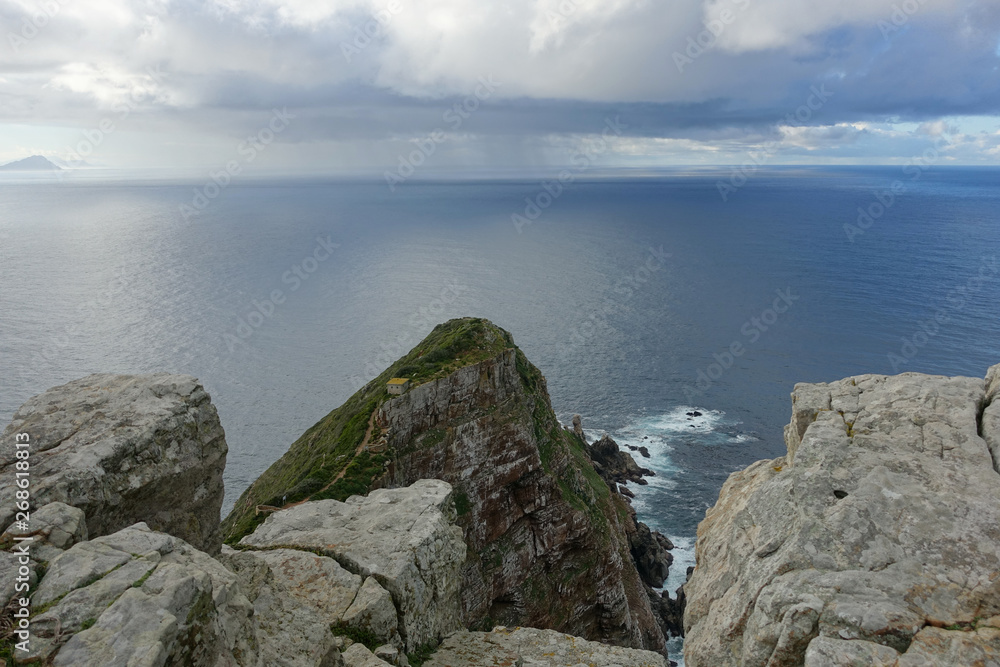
[240,479,466,652]
[685,369,1000,667]
[341,576,399,645]
[25,522,256,666]
[0,549,35,611]
[219,545,362,666]
[1,501,88,563]
[423,626,670,666]
[895,623,1000,665]
[804,636,900,666]
[0,374,227,553]
[983,362,1000,474]
[373,645,402,665]
[342,643,392,666]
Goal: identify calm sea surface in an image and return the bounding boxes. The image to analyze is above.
[3,167,999,659]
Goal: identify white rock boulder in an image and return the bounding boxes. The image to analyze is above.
[684,368,1000,667]
[0,374,227,553]
[240,479,466,652]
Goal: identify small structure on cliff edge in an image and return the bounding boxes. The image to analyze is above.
[386,377,411,395]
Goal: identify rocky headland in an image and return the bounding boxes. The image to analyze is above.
[222,318,674,652]
[0,319,677,666]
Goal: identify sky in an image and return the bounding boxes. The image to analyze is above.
[1,0,1000,173]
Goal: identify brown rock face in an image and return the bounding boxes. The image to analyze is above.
[377,346,665,652]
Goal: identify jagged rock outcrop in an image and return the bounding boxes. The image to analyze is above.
[983,363,1000,474]
[649,571,688,638]
[580,427,676,630]
[684,365,1000,666]
[424,626,670,666]
[238,479,466,652]
[13,521,257,666]
[588,434,653,486]
[572,414,586,442]
[0,373,227,553]
[630,521,673,589]
[1,482,463,666]
[224,318,667,653]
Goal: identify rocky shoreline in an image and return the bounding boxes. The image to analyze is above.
[1,318,996,666]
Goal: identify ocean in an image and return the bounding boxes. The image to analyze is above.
[3,167,999,661]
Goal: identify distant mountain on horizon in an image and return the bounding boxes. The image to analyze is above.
[0,155,62,171]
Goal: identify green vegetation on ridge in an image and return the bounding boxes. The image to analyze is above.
[220,315,644,639]
[221,317,513,544]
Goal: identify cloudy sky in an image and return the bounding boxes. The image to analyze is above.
[2,0,999,172]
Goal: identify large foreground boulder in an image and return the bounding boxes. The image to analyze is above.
[0,374,227,553]
[1,479,464,666]
[684,365,1000,666]
[239,478,466,652]
[15,522,257,666]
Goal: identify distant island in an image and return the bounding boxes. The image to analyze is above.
[0,155,62,171]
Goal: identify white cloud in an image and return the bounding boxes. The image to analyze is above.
[1,0,998,168]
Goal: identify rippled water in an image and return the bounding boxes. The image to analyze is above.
[3,167,999,662]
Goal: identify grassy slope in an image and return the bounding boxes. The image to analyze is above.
[221,317,513,543]
[223,315,642,639]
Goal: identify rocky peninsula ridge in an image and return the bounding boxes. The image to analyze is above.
[1,317,996,666]
[0,319,675,666]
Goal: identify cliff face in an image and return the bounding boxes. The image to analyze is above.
[223,318,666,652]
[378,346,663,648]
[683,365,1000,666]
